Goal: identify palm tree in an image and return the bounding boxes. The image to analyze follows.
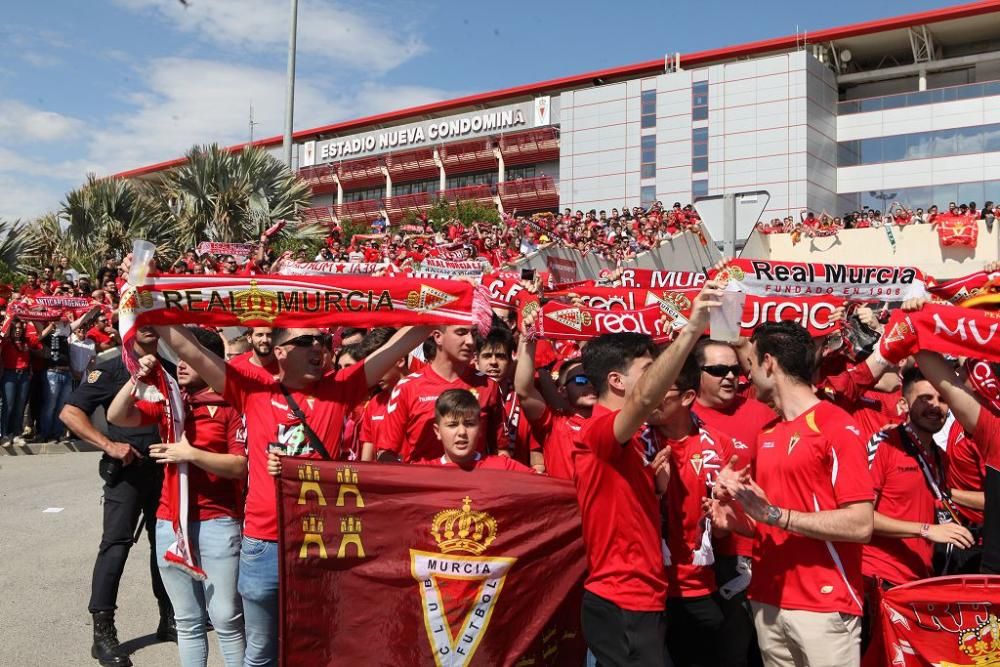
[0,218,30,286]
[150,144,319,250]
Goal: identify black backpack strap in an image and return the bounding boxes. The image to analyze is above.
[279,384,332,461]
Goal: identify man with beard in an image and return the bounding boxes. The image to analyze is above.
[228,327,278,380]
[377,325,506,463]
[864,367,975,587]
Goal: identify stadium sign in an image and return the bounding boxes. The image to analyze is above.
[301,97,554,166]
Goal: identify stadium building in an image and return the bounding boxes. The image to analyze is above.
[116,1,1000,234]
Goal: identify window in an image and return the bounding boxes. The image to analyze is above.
[692,80,709,121]
[641,89,657,129]
[837,123,1000,166]
[641,185,657,208]
[845,178,1000,212]
[692,180,708,198]
[692,127,708,173]
[838,78,1000,115]
[505,166,536,181]
[343,186,385,203]
[445,171,496,190]
[641,135,656,179]
[391,180,437,197]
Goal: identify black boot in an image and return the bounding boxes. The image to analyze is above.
[91,611,133,667]
[155,601,177,643]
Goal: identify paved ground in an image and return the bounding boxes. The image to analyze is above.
[0,451,224,666]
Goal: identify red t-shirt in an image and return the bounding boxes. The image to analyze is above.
[86,327,112,347]
[750,401,873,616]
[377,365,505,462]
[972,406,1000,574]
[223,361,369,541]
[358,387,392,447]
[1,336,40,370]
[418,452,535,472]
[499,384,539,464]
[530,406,587,481]
[942,420,985,524]
[662,422,736,598]
[136,388,246,522]
[693,396,772,556]
[228,351,279,381]
[819,362,904,443]
[863,426,936,585]
[572,404,667,611]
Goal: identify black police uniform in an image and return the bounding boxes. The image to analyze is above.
[65,354,173,614]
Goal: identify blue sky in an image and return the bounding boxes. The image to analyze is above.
[0,0,950,220]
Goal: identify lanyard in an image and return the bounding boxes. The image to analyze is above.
[896,423,961,525]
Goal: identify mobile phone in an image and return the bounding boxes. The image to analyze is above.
[520,268,536,281]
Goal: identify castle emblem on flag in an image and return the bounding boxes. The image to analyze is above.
[412,497,516,667]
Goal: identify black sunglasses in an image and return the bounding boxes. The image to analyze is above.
[280,333,325,348]
[701,364,742,378]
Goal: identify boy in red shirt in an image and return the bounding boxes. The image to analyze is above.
[421,389,533,472]
[572,282,720,666]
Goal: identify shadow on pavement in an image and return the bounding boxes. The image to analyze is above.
[120,633,164,655]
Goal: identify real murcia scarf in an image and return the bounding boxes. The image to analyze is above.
[880,303,1000,365]
[711,258,928,300]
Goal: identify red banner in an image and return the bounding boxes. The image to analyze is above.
[884,303,1000,364]
[928,270,1000,304]
[868,575,1000,666]
[934,213,979,248]
[278,461,586,666]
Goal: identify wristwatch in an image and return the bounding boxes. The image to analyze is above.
[764,505,782,526]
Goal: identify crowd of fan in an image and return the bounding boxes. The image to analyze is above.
[756,199,1000,238]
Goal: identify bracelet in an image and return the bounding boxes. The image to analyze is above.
[919,523,930,539]
[783,510,792,531]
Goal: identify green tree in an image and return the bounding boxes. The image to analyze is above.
[401,197,500,232]
[150,144,319,251]
[0,218,29,286]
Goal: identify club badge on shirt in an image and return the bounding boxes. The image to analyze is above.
[87,370,102,383]
[788,433,800,455]
[690,453,704,475]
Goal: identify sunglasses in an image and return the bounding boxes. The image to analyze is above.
[280,333,325,348]
[701,364,742,378]
[566,374,590,386]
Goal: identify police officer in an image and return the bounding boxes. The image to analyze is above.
[60,324,176,667]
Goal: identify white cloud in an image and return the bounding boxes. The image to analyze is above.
[114,0,426,73]
[0,172,66,221]
[21,51,62,68]
[86,57,458,175]
[0,101,84,142]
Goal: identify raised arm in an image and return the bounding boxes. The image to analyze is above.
[513,335,548,422]
[153,325,227,395]
[915,350,981,434]
[613,282,720,443]
[363,326,432,389]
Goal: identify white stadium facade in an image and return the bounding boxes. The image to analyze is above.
[116,1,1000,234]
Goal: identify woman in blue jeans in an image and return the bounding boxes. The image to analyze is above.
[1,319,40,444]
[109,329,248,667]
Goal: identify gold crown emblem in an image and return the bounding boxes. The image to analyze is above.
[231,280,279,324]
[959,613,1000,665]
[406,284,459,312]
[431,496,497,556]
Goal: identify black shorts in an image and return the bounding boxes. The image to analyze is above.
[581,590,666,666]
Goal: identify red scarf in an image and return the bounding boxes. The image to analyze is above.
[882,304,1000,364]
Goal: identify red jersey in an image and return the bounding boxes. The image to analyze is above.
[228,351,279,382]
[662,421,736,598]
[973,406,1000,574]
[820,361,904,443]
[1,335,40,370]
[86,326,113,347]
[863,426,936,585]
[693,396,771,557]
[377,366,505,463]
[572,404,667,611]
[223,361,369,541]
[499,383,539,465]
[530,406,587,481]
[750,401,873,616]
[418,452,534,472]
[136,388,246,522]
[942,420,985,524]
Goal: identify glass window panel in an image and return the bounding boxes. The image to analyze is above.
[983,124,1000,153]
[955,125,984,154]
[692,156,708,173]
[641,114,656,129]
[986,181,1000,203]
[984,81,1000,97]
[860,137,883,165]
[957,182,985,205]
[692,127,708,142]
[692,180,708,197]
[905,132,932,160]
[838,141,860,167]
[932,128,958,158]
[641,90,656,112]
[641,185,657,206]
[933,184,959,206]
[642,149,656,164]
[956,84,982,100]
[641,135,656,149]
[940,87,958,102]
[905,91,932,107]
[859,97,883,113]
[641,164,656,179]
[881,134,907,162]
[839,100,859,115]
[692,106,708,121]
[881,94,907,110]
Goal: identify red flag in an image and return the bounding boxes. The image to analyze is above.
[884,303,1000,364]
[935,213,979,248]
[278,461,587,666]
[871,575,1000,666]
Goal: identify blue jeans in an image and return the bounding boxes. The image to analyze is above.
[156,518,246,667]
[1,369,31,437]
[237,537,279,667]
[41,368,72,440]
